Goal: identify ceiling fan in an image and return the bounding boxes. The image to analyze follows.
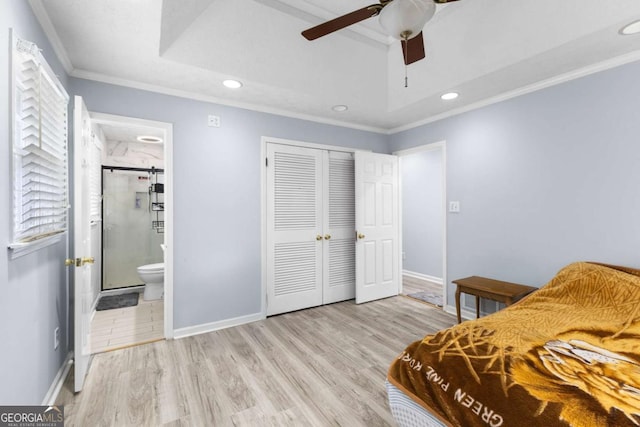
[302,0,459,66]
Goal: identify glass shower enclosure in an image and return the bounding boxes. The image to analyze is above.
[102,167,164,290]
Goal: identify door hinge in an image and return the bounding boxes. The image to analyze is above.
[265,157,268,167]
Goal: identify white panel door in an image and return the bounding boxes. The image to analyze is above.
[266,144,323,315]
[323,151,355,304]
[355,152,400,304]
[73,96,99,392]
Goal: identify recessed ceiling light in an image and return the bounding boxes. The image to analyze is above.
[223,79,243,89]
[332,105,348,112]
[441,92,459,101]
[620,20,640,35]
[136,135,163,144]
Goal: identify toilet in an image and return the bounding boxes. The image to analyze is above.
[137,263,164,300]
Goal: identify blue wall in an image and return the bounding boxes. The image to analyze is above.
[390,60,640,307]
[4,0,640,404]
[400,148,444,278]
[70,78,389,329]
[1,0,71,405]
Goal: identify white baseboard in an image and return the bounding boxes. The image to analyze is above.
[444,304,470,321]
[173,312,265,339]
[402,270,443,285]
[42,352,73,406]
[443,304,493,321]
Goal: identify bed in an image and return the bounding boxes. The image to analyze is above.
[387,262,640,427]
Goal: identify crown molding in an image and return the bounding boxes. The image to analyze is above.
[389,49,640,134]
[70,69,388,135]
[28,0,74,74]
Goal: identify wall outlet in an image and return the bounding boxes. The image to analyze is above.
[207,115,220,128]
[54,327,60,350]
[449,201,460,213]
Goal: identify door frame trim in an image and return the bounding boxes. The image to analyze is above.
[393,140,448,309]
[260,136,368,317]
[90,112,174,339]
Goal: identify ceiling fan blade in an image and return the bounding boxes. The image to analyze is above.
[401,32,425,65]
[302,5,382,41]
[433,0,460,3]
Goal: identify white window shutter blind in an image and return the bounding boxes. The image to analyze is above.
[11,32,69,245]
[88,132,102,222]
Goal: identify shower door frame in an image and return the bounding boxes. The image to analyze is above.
[101,165,165,292]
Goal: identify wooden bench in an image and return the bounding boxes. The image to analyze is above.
[452,276,537,323]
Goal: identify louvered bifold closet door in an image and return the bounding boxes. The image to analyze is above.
[266,144,323,316]
[323,151,355,304]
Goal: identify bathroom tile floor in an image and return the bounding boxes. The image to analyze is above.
[91,292,164,354]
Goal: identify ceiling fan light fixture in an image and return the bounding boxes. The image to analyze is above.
[441,92,459,100]
[223,79,243,89]
[620,20,640,35]
[379,0,436,40]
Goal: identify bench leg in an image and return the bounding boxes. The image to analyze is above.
[475,296,480,319]
[455,287,461,323]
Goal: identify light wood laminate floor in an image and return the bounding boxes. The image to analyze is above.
[57,296,455,426]
[402,275,443,297]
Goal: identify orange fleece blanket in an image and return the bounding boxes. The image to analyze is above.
[387,262,640,427]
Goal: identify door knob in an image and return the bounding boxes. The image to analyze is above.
[324,234,331,240]
[64,258,75,266]
[316,234,323,241]
[357,233,365,239]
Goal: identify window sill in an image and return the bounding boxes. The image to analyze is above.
[8,232,66,259]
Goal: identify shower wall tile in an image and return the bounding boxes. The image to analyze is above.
[104,140,164,169]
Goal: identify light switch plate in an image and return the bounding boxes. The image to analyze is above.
[207,115,220,128]
[449,201,460,213]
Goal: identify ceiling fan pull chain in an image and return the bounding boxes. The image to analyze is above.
[403,33,409,88]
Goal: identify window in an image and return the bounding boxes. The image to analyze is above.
[9,31,69,250]
[88,129,102,222]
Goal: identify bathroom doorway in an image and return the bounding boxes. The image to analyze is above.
[395,141,447,309]
[87,112,174,353]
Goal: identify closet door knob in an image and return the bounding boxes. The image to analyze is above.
[357,233,365,240]
[316,235,323,241]
[324,234,331,240]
